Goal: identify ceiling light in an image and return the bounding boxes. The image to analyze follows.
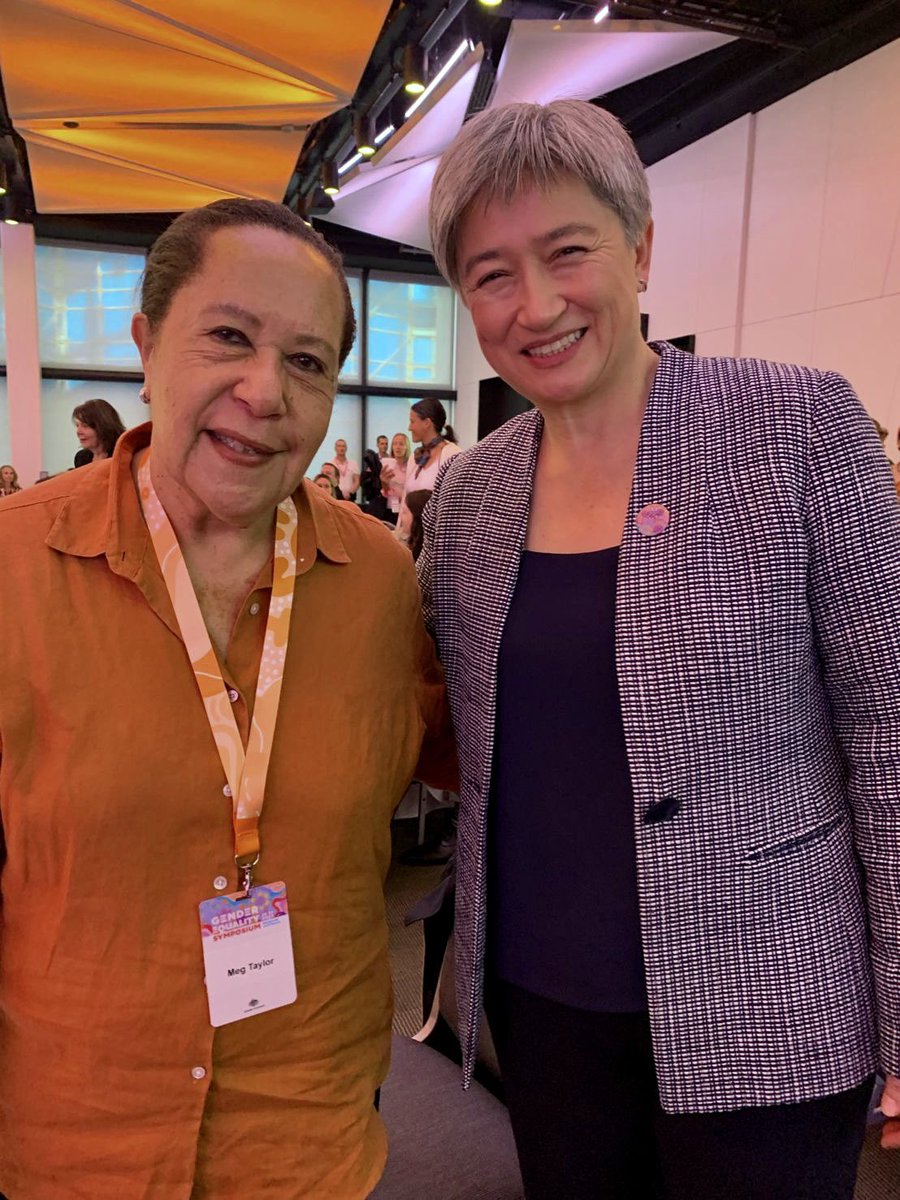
[353,112,376,158]
[593,4,610,23]
[339,152,363,176]
[321,159,340,196]
[403,43,427,96]
[479,0,503,6]
[375,125,395,146]
[405,39,471,118]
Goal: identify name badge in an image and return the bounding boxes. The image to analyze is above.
[198,881,297,1027]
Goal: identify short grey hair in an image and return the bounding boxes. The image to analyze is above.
[429,99,651,290]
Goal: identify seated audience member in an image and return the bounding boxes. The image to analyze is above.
[420,97,900,1199]
[73,397,126,461]
[381,432,411,526]
[398,487,432,562]
[0,465,21,496]
[320,460,341,490]
[312,471,341,498]
[332,437,360,500]
[0,197,455,1200]
[359,449,388,520]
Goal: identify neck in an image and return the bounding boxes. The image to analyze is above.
[147,459,275,565]
[538,340,658,457]
[92,448,108,461]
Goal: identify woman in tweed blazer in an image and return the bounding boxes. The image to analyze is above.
[420,99,900,1199]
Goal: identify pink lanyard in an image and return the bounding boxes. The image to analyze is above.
[137,449,299,891]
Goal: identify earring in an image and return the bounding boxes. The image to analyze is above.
[139,386,150,404]
[637,280,648,293]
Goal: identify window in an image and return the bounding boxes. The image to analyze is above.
[312,395,364,478]
[41,378,146,476]
[36,244,144,370]
[366,274,455,387]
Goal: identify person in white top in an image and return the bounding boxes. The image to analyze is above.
[332,438,360,500]
[380,432,412,525]
[398,398,460,535]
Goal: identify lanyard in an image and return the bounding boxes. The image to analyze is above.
[136,449,299,893]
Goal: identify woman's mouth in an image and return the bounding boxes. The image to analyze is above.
[206,430,276,461]
[523,329,586,359]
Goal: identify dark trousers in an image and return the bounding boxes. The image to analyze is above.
[485,978,872,1200]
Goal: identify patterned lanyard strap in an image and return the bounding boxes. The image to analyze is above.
[136,448,299,893]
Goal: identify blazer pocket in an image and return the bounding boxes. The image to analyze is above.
[744,813,844,863]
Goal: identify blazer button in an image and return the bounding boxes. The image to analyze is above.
[642,795,683,825]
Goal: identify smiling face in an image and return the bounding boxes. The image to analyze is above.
[457,176,653,415]
[74,419,100,452]
[131,225,343,531]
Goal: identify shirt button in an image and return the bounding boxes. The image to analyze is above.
[249,601,261,616]
[223,784,232,798]
[227,688,239,703]
[213,875,228,891]
[191,1066,207,1081]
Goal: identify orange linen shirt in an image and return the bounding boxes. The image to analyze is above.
[0,425,456,1200]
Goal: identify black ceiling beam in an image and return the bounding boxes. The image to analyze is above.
[597,0,900,168]
[284,0,470,214]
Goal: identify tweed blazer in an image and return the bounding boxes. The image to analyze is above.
[419,341,900,1113]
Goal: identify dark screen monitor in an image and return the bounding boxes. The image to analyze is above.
[478,376,531,441]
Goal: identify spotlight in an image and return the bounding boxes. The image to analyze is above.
[403,43,427,96]
[353,112,376,158]
[478,0,503,6]
[0,163,7,197]
[321,159,340,197]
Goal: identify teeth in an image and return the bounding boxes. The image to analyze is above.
[212,432,266,456]
[527,329,584,358]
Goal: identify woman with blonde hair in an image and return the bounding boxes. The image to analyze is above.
[380,431,412,525]
[0,465,21,496]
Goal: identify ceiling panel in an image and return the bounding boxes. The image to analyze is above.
[492,18,732,108]
[0,0,391,212]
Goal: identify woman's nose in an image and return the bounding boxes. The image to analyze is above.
[516,264,566,330]
[233,354,287,418]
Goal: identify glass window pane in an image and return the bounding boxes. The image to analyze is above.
[36,244,144,370]
[0,376,10,469]
[306,393,362,479]
[40,378,146,476]
[339,273,362,385]
[367,273,455,387]
[365,395,456,454]
[0,250,6,366]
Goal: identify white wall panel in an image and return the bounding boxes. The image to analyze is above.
[739,312,815,368]
[810,293,900,423]
[645,119,750,341]
[742,74,834,325]
[816,41,900,309]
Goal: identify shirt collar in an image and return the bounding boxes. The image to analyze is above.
[46,422,352,574]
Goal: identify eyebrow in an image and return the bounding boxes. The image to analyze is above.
[461,223,598,279]
[197,303,338,361]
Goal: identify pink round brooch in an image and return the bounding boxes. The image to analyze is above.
[635,503,670,537]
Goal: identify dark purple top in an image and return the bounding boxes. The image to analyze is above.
[487,547,648,1011]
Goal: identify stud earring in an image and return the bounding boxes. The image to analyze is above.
[139,386,150,404]
[637,280,648,293]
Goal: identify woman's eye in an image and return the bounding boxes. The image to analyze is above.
[555,245,588,260]
[475,270,508,289]
[209,326,248,345]
[287,353,325,375]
